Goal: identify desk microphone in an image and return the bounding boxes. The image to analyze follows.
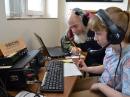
[88,42,111,55]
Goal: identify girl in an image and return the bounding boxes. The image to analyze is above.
[70,7,130,97]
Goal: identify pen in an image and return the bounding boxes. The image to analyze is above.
[68,36,81,56]
[79,53,80,60]
[70,40,76,47]
[70,40,81,57]
[66,35,76,47]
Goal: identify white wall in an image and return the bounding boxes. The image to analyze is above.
[66,0,128,11]
[59,0,68,37]
[0,0,61,50]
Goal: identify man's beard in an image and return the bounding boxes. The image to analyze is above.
[73,32,87,44]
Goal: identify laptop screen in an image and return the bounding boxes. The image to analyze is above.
[34,33,65,58]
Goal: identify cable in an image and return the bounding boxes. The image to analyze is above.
[23,92,30,97]
[0,78,8,97]
[34,81,42,97]
[27,80,42,97]
[0,86,8,97]
[113,43,122,89]
[21,80,42,97]
[0,78,4,88]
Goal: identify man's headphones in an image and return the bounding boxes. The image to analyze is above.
[96,9,125,44]
[72,8,89,26]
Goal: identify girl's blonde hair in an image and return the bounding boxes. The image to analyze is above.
[89,7,130,43]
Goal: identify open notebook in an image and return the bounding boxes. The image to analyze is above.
[34,33,66,58]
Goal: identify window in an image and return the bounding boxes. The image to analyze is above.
[5,0,58,19]
[27,0,44,16]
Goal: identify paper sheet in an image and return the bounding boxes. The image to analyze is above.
[64,63,82,77]
[65,54,85,59]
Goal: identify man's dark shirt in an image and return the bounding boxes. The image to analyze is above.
[61,30,105,66]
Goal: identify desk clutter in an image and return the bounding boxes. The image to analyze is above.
[0,38,81,97]
[0,38,44,92]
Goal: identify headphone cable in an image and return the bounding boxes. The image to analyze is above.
[114,43,122,89]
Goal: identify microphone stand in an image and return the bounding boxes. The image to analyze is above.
[88,42,111,55]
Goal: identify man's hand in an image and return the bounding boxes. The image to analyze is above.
[71,47,81,55]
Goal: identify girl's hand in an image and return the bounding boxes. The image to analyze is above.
[76,59,88,72]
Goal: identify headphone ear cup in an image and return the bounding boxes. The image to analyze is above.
[107,29,114,43]
[82,15,89,26]
[107,26,124,44]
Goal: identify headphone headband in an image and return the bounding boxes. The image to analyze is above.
[96,9,125,44]
[72,8,89,26]
[72,8,84,15]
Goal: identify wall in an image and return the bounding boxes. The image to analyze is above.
[66,0,128,11]
[0,0,61,51]
[59,0,68,38]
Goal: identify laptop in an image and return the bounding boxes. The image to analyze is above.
[34,33,66,58]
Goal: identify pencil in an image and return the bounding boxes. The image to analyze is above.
[70,40,76,47]
[79,53,80,60]
[69,38,81,57]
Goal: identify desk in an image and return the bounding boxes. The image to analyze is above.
[9,67,78,97]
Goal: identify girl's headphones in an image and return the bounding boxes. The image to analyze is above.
[72,8,89,26]
[96,9,126,44]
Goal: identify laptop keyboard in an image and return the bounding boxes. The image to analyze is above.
[41,60,64,93]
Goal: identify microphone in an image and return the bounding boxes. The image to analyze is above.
[88,42,111,55]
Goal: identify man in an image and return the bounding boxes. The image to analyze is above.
[61,8,105,67]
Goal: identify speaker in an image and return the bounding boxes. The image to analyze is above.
[72,8,89,26]
[96,9,125,44]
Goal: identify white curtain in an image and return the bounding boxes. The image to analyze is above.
[5,0,58,18]
[9,0,26,17]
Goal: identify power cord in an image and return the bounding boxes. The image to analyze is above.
[0,86,8,97]
[34,80,42,97]
[23,92,30,97]
[28,79,43,97]
[17,80,43,97]
[0,78,8,97]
